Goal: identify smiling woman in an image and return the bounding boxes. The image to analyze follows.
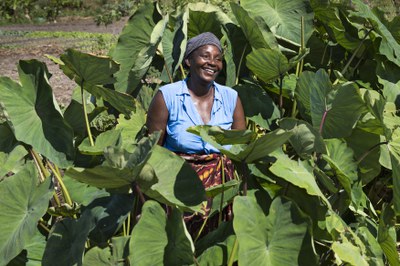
[146,32,246,237]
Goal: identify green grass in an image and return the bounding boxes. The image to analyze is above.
[0,30,118,53]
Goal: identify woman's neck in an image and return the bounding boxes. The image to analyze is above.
[186,77,214,97]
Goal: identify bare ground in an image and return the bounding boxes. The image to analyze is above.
[0,17,128,106]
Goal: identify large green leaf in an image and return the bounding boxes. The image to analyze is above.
[129,201,194,265]
[83,247,112,266]
[187,3,232,37]
[387,134,400,214]
[0,60,74,167]
[240,0,314,46]
[0,145,27,178]
[349,0,400,67]
[0,163,53,265]
[85,85,136,118]
[116,104,146,146]
[247,48,291,83]
[230,3,278,50]
[161,8,188,81]
[196,221,237,265]
[78,129,122,155]
[188,126,292,163]
[0,122,18,153]
[296,69,365,138]
[323,139,358,200]
[233,196,316,265]
[234,83,280,130]
[66,134,159,189]
[345,128,381,184]
[269,153,330,207]
[59,49,137,117]
[142,146,205,212]
[60,48,119,86]
[377,204,400,266]
[62,175,109,207]
[111,2,166,94]
[279,118,326,158]
[331,241,369,266]
[43,194,133,266]
[311,1,362,50]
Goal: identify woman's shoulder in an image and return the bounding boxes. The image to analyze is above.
[159,80,185,93]
[214,82,238,98]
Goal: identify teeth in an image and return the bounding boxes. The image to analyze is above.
[204,68,216,73]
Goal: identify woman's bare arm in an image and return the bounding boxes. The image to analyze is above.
[231,96,246,130]
[146,91,169,145]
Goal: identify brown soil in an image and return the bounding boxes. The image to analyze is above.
[0,17,128,106]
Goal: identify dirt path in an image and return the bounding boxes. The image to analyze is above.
[0,17,128,106]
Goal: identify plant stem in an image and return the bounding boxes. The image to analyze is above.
[47,162,73,206]
[38,220,51,233]
[341,28,373,76]
[164,61,173,83]
[194,215,209,243]
[218,155,226,225]
[292,16,305,118]
[134,183,146,204]
[227,237,238,266]
[30,149,49,182]
[235,43,248,85]
[180,64,186,79]
[81,84,94,146]
[356,141,388,164]
[279,74,284,118]
[241,161,248,196]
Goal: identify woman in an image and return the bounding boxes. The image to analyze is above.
[146,32,246,236]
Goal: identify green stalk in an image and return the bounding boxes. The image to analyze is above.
[180,64,187,79]
[335,28,373,84]
[126,212,131,235]
[194,215,209,243]
[47,162,73,206]
[241,161,248,196]
[227,237,238,266]
[292,16,305,118]
[81,83,94,147]
[356,141,388,164]
[235,43,248,85]
[218,156,226,225]
[278,74,284,118]
[52,191,61,206]
[30,149,49,182]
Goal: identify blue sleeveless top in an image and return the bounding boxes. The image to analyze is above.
[159,80,238,154]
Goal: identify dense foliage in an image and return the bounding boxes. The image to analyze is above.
[1,0,400,265]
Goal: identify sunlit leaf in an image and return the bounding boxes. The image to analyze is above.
[230,3,278,50]
[350,0,400,67]
[129,201,194,265]
[0,163,53,266]
[0,60,74,167]
[112,2,167,94]
[233,196,317,265]
[240,0,314,46]
[142,146,205,212]
[296,69,365,138]
[0,145,27,178]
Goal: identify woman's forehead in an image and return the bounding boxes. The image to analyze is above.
[193,44,222,54]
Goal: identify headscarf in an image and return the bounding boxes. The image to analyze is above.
[184,32,222,59]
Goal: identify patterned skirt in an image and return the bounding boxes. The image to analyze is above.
[177,153,235,239]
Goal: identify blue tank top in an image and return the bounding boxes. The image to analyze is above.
[160,80,238,154]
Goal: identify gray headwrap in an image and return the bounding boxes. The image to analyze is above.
[184,32,222,59]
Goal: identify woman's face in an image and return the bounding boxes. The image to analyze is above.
[185,44,223,84]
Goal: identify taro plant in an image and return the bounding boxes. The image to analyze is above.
[1,0,400,265]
